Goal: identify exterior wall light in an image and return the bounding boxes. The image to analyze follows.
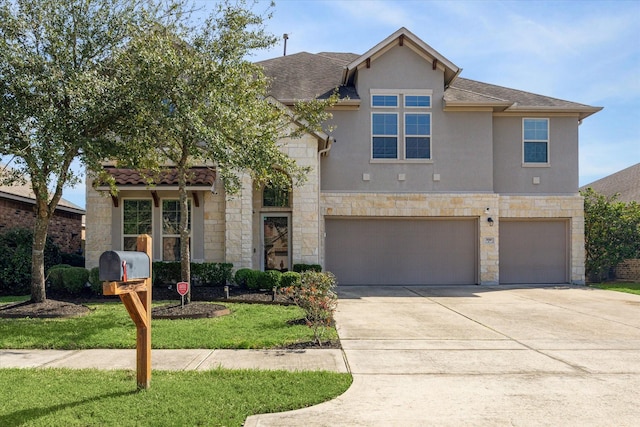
[487,217,494,226]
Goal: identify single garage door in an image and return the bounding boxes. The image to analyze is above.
[325,218,477,285]
[499,220,568,284]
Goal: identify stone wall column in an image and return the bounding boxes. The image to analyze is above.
[225,173,254,269]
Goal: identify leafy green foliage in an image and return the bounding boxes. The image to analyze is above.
[281,271,338,346]
[582,188,640,281]
[262,269,282,289]
[280,271,301,288]
[245,270,263,290]
[153,262,234,287]
[293,263,322,273]
[0,0,184,301]
[48,265,89,295]
[0,229,61,296]
[234,268,254,287]
[88,267,102,295]
[0,368,352,427]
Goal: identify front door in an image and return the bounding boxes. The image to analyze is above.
[261,214,290,271]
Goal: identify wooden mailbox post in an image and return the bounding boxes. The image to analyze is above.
[101,234,152,390]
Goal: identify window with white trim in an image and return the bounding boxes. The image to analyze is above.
[161,199,191,261]
[122,199,152,251]
[371,90,432,160]
[523,118,549,164]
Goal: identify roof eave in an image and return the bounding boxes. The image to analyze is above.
[503,105,604,120]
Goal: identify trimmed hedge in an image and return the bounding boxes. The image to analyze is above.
[293,263,322,273]
[280,271,301,288]
[152,262,234,287]
[48,265,89,295]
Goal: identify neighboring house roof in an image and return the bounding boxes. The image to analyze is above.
[0,181,85,215]
[98,167,216,189]
[580,163,640,203]
[257,27,602,120]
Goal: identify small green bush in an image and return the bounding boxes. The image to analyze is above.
[152,262,181,286]
[60,252,85,267]
[61,267,89,295]
[293,263,322,273]
[192,262,233,286]
[234,268,253,287]
[88,267,102,295]
[280,271,301,288]
[0,228,61,296]
[245,270,263,290]
[47,264,72,291]
[261,270,282,289]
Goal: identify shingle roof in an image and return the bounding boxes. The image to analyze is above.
[580,163,640,203]
[257,44,601,119]
[257,52,359,102]
[0,181,85,213]
[102,167,216,187]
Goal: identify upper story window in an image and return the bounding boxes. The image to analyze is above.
[371,90,432,161]
[123,199,152,251]
[263,184,290,208]
[523,118,549,164]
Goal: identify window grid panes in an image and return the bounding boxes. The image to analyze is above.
[523,118,549,163]
[405,95,431,108]
[123,200,152,251]
[162,199,191,261]
[372,113,398,159]
[372,95,398,107]
[405,113,431,159]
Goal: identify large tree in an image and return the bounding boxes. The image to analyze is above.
[0,0,185,302]
[110,1,337,302]
[582,188,640,281]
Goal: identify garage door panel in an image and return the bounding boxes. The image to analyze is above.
[325,218,477,285]
[500,220,568,284]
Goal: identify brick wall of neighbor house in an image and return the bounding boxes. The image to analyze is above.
[0,197,83,253]
[615,259,640,281]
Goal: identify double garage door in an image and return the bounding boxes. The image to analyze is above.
[325,217,569,285]
[325,218,478,285]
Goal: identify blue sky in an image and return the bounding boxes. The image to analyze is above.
[61,0,639,208]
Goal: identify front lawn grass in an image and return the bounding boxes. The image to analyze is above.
[590,282,640,296]
[0,301,337,349]
[0,367,352,426]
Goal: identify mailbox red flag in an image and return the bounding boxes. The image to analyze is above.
[176,282,189,296]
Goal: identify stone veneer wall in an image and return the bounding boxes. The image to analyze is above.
[499,195,585,285]
[615,259,640,281]
[225,173,254,269]
[0,197,83,253]
[320,193,585,285]
[84,178,113,268]
[202,186,226,263]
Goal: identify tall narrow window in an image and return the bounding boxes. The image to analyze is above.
[372,113,398,159]
[123,199,152,251]
[162,199,191,261]
[405,113,431,159]
[523,118,549,163]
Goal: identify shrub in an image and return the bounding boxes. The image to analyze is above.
[192,262,234,286]
[0,228,61,296]
[48,265,89,296]
[280,271,301,288]
[152,262,181,286]
[261,270,282,289]
[281,271,338,346]
[293,263,322,273]
[234,268,253,287]
[88,267,102,295]
[245,270,263,290]
[60,252,85,267]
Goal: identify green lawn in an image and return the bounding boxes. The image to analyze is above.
[0,300,337,349]
[0,368,352,426]
[590,282,640,296]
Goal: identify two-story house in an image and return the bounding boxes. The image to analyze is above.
[85,27,601,285]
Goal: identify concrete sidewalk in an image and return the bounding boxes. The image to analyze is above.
[245,285,640,426]
[0,348,348,372]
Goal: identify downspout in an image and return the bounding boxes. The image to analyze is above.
[317,136,334,269]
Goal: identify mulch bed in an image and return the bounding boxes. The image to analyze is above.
[0,299,91,318]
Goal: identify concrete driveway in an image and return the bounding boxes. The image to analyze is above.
[245,285,640,426]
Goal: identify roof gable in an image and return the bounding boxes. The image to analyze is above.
[344,27,461,88]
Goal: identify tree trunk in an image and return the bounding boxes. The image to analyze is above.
[31,211,50,303]
[179,175,191,304]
